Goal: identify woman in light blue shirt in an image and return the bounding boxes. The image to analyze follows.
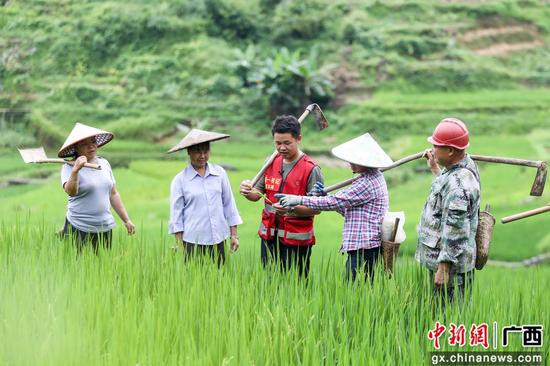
[168,129,243,266]
[59,123,135,252]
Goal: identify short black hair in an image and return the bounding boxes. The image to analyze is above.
[271,115,301,139]
[187,142,210,153]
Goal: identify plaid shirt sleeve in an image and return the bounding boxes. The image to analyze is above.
[301,178,373,211]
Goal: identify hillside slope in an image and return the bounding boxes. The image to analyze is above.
[1,0,549,147]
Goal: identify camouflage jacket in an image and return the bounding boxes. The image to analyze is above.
[415,154,481,274]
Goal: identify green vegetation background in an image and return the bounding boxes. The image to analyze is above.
[1,0,549,260]
[0,1,549,364]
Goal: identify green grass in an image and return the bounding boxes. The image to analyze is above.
[0,223,548,365]
[0,133,548,262]
[0,131,549,365]
[2,2,550,362]
[326,89,550,143]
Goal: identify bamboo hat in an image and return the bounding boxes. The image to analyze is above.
[58,122,114,158]
[331,133,393,168]
[167,128,230,154]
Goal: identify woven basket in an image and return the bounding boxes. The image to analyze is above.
[475,205,495,270]
[381,240,401,274]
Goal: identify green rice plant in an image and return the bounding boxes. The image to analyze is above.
[0,219,548,365]
[0,134,548,262]
[0,130,549,364]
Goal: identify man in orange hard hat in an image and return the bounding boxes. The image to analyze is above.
[415,118,481,304]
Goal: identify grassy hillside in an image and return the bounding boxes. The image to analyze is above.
[1,0,549,146]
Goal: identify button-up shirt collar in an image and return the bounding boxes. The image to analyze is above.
[184,163,220,180]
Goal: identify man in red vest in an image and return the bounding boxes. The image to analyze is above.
[240,115,324,278]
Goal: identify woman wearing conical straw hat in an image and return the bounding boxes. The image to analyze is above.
[59,123,135,252]
[276,133,392,282]
[168,129,243,267]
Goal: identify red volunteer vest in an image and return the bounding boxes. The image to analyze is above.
[258,153,316,246]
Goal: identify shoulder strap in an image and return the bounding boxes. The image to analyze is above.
[300,153,317,167]
[279,154,307,193]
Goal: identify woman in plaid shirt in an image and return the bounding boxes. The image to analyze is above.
[276,133,393,282]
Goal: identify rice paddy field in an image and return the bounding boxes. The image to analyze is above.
[0,228,548,365]
[3,0,550,363]
[1,124,549,365]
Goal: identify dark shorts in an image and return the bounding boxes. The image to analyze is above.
[62,219,112,253]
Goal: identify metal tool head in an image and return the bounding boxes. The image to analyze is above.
[530,162,547,196]
[18,147,48,163]
[310,104,329,130]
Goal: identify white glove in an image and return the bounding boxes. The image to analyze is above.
[274,194,303,207]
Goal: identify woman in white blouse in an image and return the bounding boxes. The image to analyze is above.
[168,129,242,266]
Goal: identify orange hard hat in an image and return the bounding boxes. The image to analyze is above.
[427,118,469,150]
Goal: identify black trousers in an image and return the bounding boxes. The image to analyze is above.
[260,238,279,267]
[62,219,112,253]
[345,246,381,283]
[261,238,312,279]
[280,242,312,279]
[182,241,226,268]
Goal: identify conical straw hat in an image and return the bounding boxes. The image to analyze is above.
[58,122,114,158]
[331,133,393,168]
[167,129,230,154]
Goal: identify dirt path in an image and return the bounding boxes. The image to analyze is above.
[461,25,538,42]
[460,24,544,56]
[475,40,544,56]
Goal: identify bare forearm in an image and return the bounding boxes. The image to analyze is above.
[110,193,130,222]
[230,225,238,237]
[175,232,183,243]
[292,205,321,216]
[239,179,263,202]
[64,171,79,196]
[244,192,262,202]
